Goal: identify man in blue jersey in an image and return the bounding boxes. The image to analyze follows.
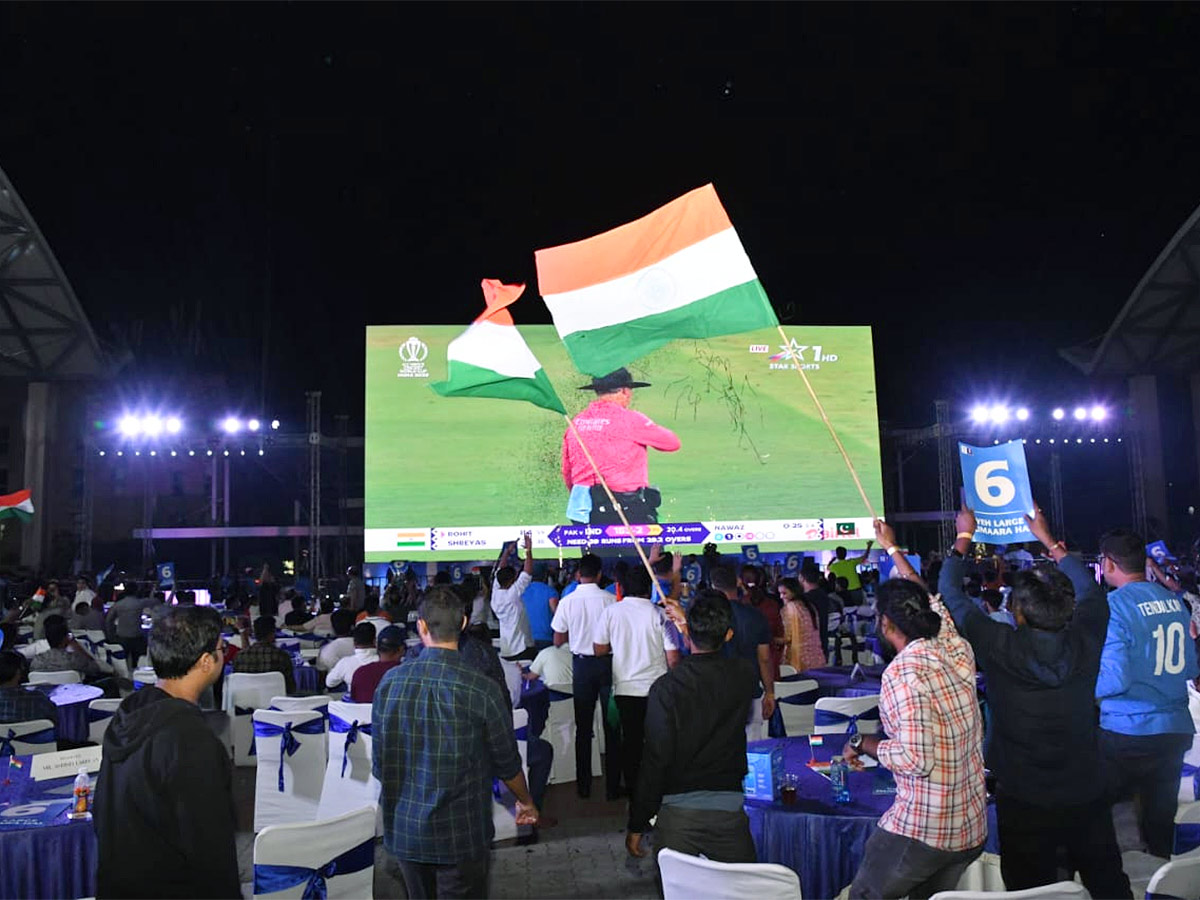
[521,568,558,653]
[1097,529,1200,858]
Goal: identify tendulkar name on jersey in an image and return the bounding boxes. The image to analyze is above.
[1135,597,1185,617]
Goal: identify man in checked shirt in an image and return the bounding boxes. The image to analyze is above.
[842,520,987,899]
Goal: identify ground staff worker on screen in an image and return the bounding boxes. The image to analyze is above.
[562,368,681,526]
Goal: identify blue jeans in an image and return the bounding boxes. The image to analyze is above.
[850,828,982,900]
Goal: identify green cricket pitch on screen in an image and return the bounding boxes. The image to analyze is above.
[365,325,884,561]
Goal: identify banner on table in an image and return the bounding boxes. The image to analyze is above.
[959,441,1037,544]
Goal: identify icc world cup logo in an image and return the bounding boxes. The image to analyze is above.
[397,337,430,378]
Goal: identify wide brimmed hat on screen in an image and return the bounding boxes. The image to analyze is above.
[578,368,651,392]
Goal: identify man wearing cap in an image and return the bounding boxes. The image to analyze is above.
[350,624,406,703]
[561,367,681,525]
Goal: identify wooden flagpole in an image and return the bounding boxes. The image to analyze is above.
[776,324,878,521]
[562,414,667,604]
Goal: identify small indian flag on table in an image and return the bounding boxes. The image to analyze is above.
[0,489,34,522]
[535,183,779,376]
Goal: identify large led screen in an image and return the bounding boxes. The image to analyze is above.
[365,325,884,561]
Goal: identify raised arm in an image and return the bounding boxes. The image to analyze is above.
[522,532,534,577]
[874,519,926,591]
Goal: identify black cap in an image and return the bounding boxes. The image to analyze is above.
[578,367,651,392]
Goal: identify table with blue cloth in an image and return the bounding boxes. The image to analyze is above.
[0,755,97,899]
[518,676,550,738]
[37,683,104,744]
[783,665,884,699]
[293,663,320,694]
[744,736,998,900]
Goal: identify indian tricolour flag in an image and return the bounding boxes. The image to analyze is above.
[430,280,567,415]
[535,183,778,376]
[0,489,34,522]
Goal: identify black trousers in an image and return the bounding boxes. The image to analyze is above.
[1101,728,1192,858]
[572,654,621,794]
[654,805,756,863]
[850,829,982,900]
[994,791,1131,898]
[396,853,490,900]
[615,694,648,807]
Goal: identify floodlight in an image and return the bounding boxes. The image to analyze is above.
[247,419,261,432]
[1052,408,1065,421]
[1049,439,1055,444]
[142,415,163,437]
[188,450,196,456]
[970,405,989,424]
[170,450,177,456]
[223,449,230,457]
[1073,407,1087,421]
[258,449,264,456]
[1090,405,1107,422]
[221,416,242,434]
[149,450,157,456]
[165,416,183,434]
[98,450,106,456]
[239,449,246,456]
[119,414,141,437]
[270,419,280,430]
[1015,407,1030,421]
[206,450,213,457]
[989,405,1009,425]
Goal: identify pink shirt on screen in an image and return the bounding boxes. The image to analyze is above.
[561,400,681,493]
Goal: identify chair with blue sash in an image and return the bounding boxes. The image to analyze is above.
[252,805,376,899]
[658,847,801,900]
[317,701,380,823]
[271,696,331,765]
[225,671,287,767]
[1174,799,1200,857]
[492,708,530,843]
[927,881,1088,900]
[542,682,601,786]
[87,698,123,744]
[1146,856,1200,900]
[101,643,131,680]
[132,667,157,691]
[812,695,882,736]
[0,718,57,757]
[28,669,83,685]
[252,709,326,831]
[775,679,819,737]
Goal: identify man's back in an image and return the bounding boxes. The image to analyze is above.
[522,581,557,643]
[829,557,862,590]
[722,601,767,696]
[551,583,614,653]
[491,572,533,657]
[597,596,675,696]
[373,647,522,864]
[94,687,239,898]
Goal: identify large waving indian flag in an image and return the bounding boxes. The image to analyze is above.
[0,489,34,522]
[535,184,778,376]
[430,280,567,415]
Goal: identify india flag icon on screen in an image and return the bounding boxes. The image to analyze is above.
[395,531,427,549]
[535,183,778,376]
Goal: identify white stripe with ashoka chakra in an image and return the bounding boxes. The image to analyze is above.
[446,319,542,379]
[541,228,758,338]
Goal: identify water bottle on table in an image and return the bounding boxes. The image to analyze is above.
[69,767,92,820]
[829,756,851,804]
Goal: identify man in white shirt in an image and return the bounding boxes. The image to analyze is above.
[551,553,620,799]
[594,565,680,809]
[325,622,379,690]
[316,609,357,673]
[491,533,536,662]
[526,643,574,689]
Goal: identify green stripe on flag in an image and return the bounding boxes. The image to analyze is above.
[0,508,32,522]
[431,360,566,415]
[561,280,778,376]
[395,541,425,548]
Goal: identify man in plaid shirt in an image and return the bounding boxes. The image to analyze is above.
[374,586,538,899]
[844,520,986,899]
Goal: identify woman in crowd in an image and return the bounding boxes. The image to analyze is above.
[778,576,825,672]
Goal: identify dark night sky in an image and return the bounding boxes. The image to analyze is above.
[4,2,1200,437]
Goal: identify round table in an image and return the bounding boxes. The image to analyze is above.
[783,665,884,699]
[744,736,998,900]
[25,683,104,744]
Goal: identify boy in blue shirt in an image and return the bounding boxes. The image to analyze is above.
[1097,529,1200,858]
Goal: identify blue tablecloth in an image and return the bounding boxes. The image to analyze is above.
[519,677,550,739]
[744,736,998,900]
[46,683,104,744]
[294,664,320,694]
[0,756,97,899]
[784,665,884,699]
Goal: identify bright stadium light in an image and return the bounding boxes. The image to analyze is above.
[1052,408,1065,421]
[142,415,163,437]
[270,419,280,430]
[119,414,141,437]
[221,416,242,434]
[1090,405,1107,422]
[1015,407,1030,421]
[247,418,261,432]
[970,405,989,424]
[165,416,183,434]
[1073,406,1087,421]
[989,405,1010,425]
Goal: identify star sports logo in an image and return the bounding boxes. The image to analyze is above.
[766,340,838,369]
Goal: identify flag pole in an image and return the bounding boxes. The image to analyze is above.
[562,415,666,604]
[776,324,878,521]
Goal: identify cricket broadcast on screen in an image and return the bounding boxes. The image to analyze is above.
[364,324,884,561]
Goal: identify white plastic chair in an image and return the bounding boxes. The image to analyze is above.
[775,678,819,737]
[252,708,326,832]
[132,667,157,690]
[543,684,602,785]
[1146,856,1200,900]
[812,695,881,736]
[1175,800,1200,856]
[0,718,58,756]
[316,701,380,822]
[29,669,83,685]
[930,881,1090,900]
[658,847,802,900]
[101,643,130,680]
[88,698,123,744]
[225,672,287,766]
[253,806,376,899]
[492,708,530,842]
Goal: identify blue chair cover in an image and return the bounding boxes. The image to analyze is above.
[1175,821,1200,856]
[87,706,116,723]
[270,703,329,723]
[1182,762,1200,801]
[106,648,126,660]
[812,705,880,735]
[328,712,371,778]
[253,836,373,899]
[1,725,57,756]
[778,689,821,706]
[252,718,325,791]
[1147,894,1185,900]
[547,689,573,702]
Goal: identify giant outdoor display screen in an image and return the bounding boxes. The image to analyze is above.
[365,325,884,561]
